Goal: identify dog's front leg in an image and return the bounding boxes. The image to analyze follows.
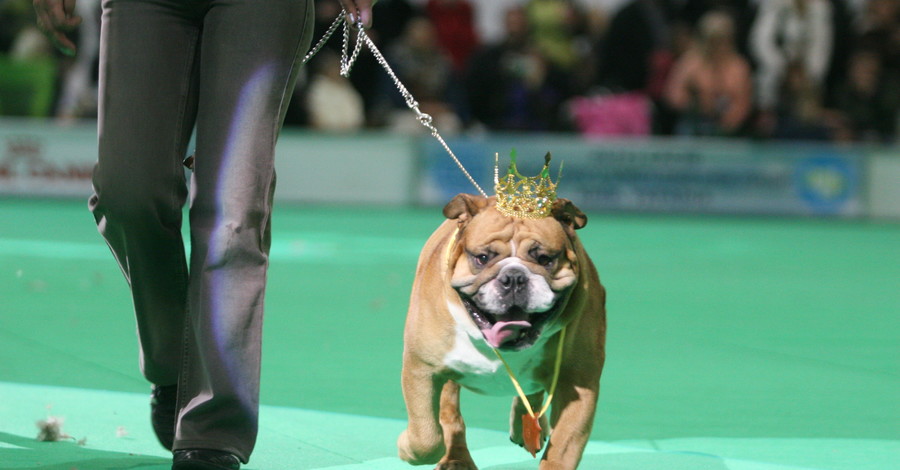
[436,380,477,469]
[539,382,599,470]
[398,362,447,465]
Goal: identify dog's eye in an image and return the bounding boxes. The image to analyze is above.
[528,246,557,268]
[472,253,492,267]
[535,253,556,267]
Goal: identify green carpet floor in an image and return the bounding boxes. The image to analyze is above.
[1,198,898,469]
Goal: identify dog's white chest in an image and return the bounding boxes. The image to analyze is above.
[443,301,547,395]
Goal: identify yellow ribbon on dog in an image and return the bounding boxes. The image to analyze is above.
[492,326,566,457]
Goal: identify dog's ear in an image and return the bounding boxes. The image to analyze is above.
[552,198,587,232]
[443,194,490,223]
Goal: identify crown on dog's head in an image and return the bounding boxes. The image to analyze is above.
[494,151,560,219]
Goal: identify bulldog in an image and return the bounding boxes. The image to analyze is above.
[398,193,606,470]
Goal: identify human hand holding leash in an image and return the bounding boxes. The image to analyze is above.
[337,0,375,28]
[33,0,81,56]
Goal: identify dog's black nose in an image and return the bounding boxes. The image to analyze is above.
[498,266,529,292]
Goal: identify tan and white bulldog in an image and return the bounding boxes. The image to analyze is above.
[398,193,606,470]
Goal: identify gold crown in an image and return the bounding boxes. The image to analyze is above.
[494,151,560,219]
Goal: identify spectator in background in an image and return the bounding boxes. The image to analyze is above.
[855,0,900,100]
[372,0,419,46]
[768,60,836,140]
[305,49,365,132]
[525,0,579,71]
[675,0,754,53]
[425,0,478,72]
[0,0,31,53]
[819,0,855,110]
[54,0,99,120]
[1,0,49,58]
[361,0,420,125]
[286,0,424,129]
[287,0,412,128]
[664,10,752,136]
[4,5,52,59]
[832,47,899,142]
[381,16,464,133]
[472,0,523,45]
[750,0,834,137]
[466,5,572,131]
[594,0,676,94]
[593,0,678,133]
[0,0,56,118]
[568,4,611,94]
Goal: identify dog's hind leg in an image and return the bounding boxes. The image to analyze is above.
[436,380,477,470]
[509,392,549,451]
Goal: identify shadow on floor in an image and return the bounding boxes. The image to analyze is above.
[482,451,730,470]
[0,432,171,470]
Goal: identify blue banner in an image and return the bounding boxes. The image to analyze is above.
[419,136,864,217]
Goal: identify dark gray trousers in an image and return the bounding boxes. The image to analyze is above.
[88,0,313,462]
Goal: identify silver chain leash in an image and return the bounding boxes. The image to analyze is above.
[301,11,488,197]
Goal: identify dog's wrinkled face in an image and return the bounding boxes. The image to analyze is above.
[445,195,586,351]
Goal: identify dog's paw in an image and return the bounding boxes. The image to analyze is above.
[537,463,568,470]
[398,429,444,465]
[509,436,545,455]
[509,427,525,448]
[435,459,478,470]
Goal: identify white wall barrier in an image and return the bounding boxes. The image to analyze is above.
[274,129,416,205]
[868,150,900,219]
[1,118,897,219]
[0,119,417,205]
[0,118,96,198]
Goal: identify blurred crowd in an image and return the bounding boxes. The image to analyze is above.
[2,0,898,143]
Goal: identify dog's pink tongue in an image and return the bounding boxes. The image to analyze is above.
[482,321,531,348]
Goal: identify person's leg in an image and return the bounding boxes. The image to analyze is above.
[89,0,203,389]
[173,0,313,462]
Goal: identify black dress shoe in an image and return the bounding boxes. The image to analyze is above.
[150,384,177,450]
[172,449,241,470]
